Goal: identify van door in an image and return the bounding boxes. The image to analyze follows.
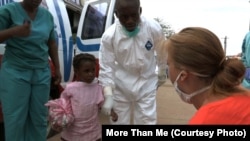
[75,0,115,58]
[44,0,75,84]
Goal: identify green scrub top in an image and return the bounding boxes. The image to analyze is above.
[0,2,56,69]
[241,32,250,89]
[242,32,250,68]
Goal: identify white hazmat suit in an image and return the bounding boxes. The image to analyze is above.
[99,16,166,124]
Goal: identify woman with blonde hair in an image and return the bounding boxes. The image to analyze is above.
[164,27,250,124]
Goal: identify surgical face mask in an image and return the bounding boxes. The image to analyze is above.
[173,71,211,104]
[122,26,140,37]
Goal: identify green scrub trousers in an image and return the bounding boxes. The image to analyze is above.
[0,61,51,141]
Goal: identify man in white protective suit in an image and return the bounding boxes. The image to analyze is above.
[99,0,167,124]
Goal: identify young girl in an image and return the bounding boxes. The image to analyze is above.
[46,53,117,141]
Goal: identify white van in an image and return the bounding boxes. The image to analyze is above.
[0,0,116,86]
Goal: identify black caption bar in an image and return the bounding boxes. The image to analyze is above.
[102,125,250,140]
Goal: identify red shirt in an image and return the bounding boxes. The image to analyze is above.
[189,94,250,124]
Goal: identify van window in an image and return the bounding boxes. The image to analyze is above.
[81,2,108,39]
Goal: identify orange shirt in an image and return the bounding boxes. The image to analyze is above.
[189,94,250,124]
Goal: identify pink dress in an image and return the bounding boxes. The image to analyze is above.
[60,78,104,141]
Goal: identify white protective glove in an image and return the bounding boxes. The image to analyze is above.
[157,67,167,88]
[101,86,113,116]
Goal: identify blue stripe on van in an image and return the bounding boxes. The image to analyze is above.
[76,37,100,52]
[0,0,13,6]
[53,0,73,82]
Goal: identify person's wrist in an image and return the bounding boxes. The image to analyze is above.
[104,86,113,96]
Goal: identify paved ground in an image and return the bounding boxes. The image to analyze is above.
[47,79,197,141]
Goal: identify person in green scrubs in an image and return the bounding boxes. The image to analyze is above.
[241,31,250,89]
[0,0,61,141]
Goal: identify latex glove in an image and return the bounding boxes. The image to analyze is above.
[157,67,167,88]
[101,86,113,116]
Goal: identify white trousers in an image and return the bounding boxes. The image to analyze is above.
[110,91,157,125]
